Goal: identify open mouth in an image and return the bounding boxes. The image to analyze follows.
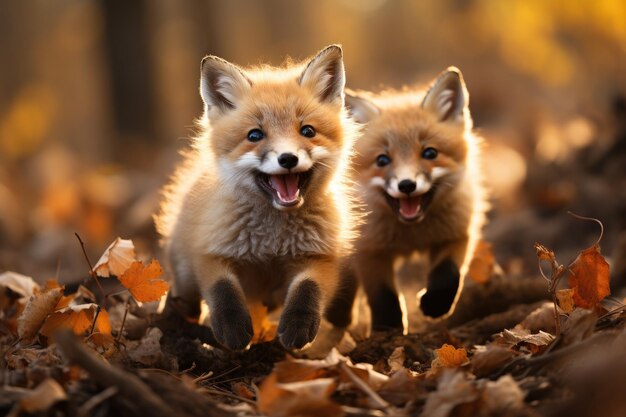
[256,170,313,208]
[384,188,436,222]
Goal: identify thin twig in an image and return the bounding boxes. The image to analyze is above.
[193,371,215,384]
[77,386,118,417]
[339,362,389,410]
[116,299,130,343]
[89,305,101,336]
[199,387,256,405]
[74,233,106,308]
[567,211,604,248]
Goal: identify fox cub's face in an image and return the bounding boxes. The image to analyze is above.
[200,46,346,210]
[348,68,472,223]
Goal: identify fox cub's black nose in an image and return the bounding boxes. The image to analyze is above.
[278,153,299,169]
[398,179,417,194]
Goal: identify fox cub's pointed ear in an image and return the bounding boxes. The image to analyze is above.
[200,56,251,112]
[300,45,345,105]
[422,67,469,123]
[345,92,380,124]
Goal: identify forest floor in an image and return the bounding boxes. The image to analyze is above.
[1,228,626,417]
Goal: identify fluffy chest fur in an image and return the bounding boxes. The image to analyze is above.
[176,172,344,261]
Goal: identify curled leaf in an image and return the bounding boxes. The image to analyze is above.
[556,289,575,313]
[40,303,109,337]
[94,237,137,277]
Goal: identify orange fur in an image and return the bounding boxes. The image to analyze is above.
[155,46,359,351]
[346,67,488,329]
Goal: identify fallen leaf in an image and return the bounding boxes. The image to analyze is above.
[20,378,67,412]
[0,271,40,310]
[471,345,517,378]
[467,240,496,284]
[432,344,469,369]
[257,373,343,417]
[421,370,479,417]
[249,301,277,343]
[556,289,575,313]
[568,245,610,309]
[387,346,406,372]
[94,237,137,277]
[17,287,63,341]
[377,368,423,406]
[519,302,557,333]
[560,308,597,347]
[118,260,169,303]
[496,328,555,354]
[481,375,526,414]
[40,303,109,337]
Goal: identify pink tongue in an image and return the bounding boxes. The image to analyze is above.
[269,174,300,203]
[399,196,421,219]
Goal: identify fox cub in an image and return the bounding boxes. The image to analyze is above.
[345,68,487,330]
[156,45,358,350]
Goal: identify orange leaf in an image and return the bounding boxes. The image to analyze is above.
[40,303,108,337]
[249,301,277,344]
[118,260,169,303]
[556,289,575,313]
[568,246,610,309]
[433,344,469,368]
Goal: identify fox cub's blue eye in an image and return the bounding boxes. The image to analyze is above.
[300,125,316,138]
[376,154,391,167]
[422,147,438,160]
[247,129,265,142]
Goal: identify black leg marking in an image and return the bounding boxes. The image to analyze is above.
[324,266,357,328]
[278,279,321,349]
[209,279,253,351]
[420,258,460,318]
[368,285,403,331]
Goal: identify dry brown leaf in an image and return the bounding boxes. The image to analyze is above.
[20,378,67,413]
[471,345,517,378]
[94,237,137,277]
[497,328,555,354]
[40,303,109,337]
[556,289,575,313]
[467,240,496,284]
[568,245,610,309]
[377,368,423,406]
[481,375,526,414]
[421,370,479,417]
[0,271,40,309]
[17,287,63,341]
[118,260,169,303]
[432,344,469,369]
[249,301,277,343]
[560,308,597,347]
[257,373,343,417]
[387,346,406,372]
[520,302,557,333]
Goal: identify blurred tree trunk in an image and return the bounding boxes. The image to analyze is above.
[100,0,156,157]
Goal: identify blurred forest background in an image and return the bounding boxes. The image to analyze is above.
[0,0,625,286]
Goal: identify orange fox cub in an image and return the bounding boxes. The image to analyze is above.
[156,46,357,350]
[345,68,487,330]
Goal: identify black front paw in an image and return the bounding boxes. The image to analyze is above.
[278,279,321,349]
[419,289,456,318]
[211,307,253,351]
[278,308,321,349]
[209,280,253,351]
